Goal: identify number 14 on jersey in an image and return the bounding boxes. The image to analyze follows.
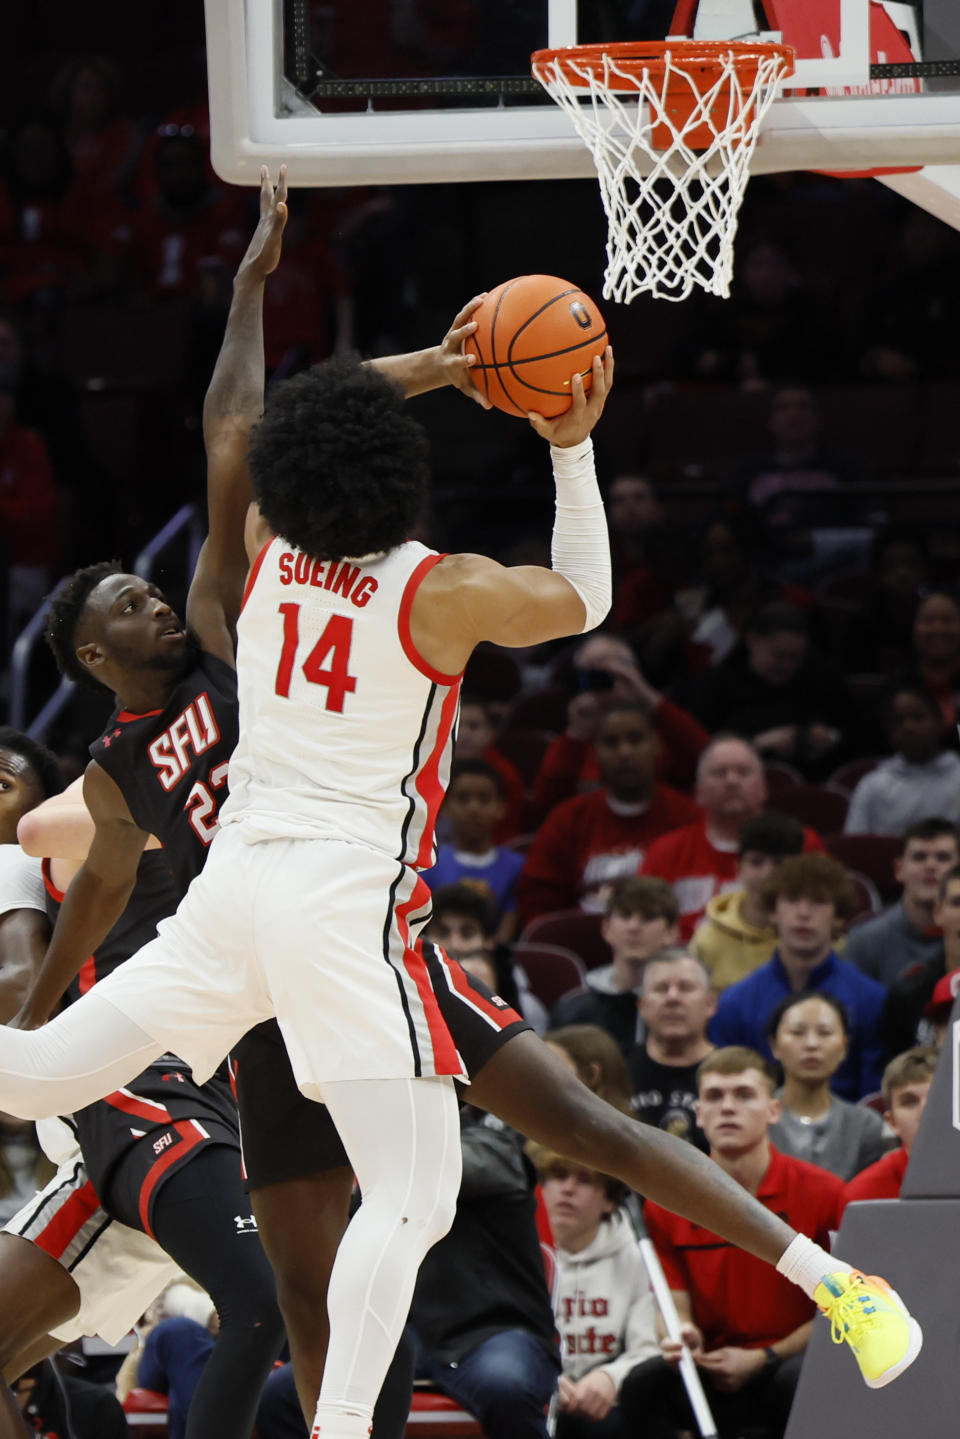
[274,604,358,713]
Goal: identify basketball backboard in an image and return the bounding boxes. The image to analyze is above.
[205,0,960,187]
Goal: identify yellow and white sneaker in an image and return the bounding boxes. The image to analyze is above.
[814,1271,923,1388]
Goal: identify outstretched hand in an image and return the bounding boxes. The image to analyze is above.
[438,295,492,409]
[528,347,614,447]
[238,165,289,283]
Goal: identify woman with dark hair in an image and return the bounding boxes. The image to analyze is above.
[544,1024,635,1115]
[902,589,960,729]
[766,993,892,1180]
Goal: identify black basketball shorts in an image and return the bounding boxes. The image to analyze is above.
[233,943,531,1190]
[75,1058,239,1238]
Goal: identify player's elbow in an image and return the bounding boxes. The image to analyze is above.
[16,811,45,857]
[580,587,612,633]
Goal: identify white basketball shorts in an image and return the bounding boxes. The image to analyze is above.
[4,1158,178,1344]
[91,826,468,1097]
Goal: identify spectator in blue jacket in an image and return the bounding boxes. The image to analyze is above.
[709,854,886,1099]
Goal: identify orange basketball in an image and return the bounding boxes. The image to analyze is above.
[465,274,607,419]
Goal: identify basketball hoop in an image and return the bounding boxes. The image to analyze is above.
[532,40,795,304]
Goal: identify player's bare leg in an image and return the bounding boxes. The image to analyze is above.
[470,1032,922,1387]
[470,1031,794,1260]
[0,1235,82,1437]
[0,1236,80,1379]
[251,1169,353,1423]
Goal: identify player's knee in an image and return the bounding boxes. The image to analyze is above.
[273,1254,333,1318]
[214,1256,284,1341]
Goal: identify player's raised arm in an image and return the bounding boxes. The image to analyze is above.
[187,165,289,664]
[13,763,149,1029]
[411,349,614,671]
[367,296,491,407]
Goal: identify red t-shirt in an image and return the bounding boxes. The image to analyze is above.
[516,783,701,926]
[843,1145,909,1206]
[641,818,825,940]
[645,1146,845,1350]
[532,696,710,816]
[483,745,526,843]
[0,422,61,566]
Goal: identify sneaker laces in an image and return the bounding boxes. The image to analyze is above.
[826,1274,884,1347]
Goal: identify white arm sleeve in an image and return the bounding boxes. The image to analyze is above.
[550,438,612,633]
[0,848,46,917]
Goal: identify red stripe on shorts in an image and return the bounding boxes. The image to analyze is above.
[396,878,461,1075]
[34,1178,101,1261]
[440,948,522,1027]
[412,680,461,871]
[103,1089,174,1126]
[139,1120,207,1238]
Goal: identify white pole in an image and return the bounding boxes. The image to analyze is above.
[638,1237,719,1439]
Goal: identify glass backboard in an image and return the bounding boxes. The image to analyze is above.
[204,0,960,188]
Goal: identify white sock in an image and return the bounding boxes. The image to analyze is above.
[776,1233,853,1300]
[310,1403,372,1439]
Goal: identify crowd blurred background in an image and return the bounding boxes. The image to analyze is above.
[3,4,960,1434]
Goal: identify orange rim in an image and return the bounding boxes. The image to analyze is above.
[532,39,796,89]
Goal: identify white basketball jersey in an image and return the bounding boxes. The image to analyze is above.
[219,537,462,867]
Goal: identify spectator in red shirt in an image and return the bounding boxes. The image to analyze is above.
[629,1047,845,1439]
[122,129,246,300]
[533,633,710,816]
[0,120,120,307]
[844,1047,937,1205]
[454,696,526,842]
[606,472,677,633]
[517,704,701,926]
[641,735,824,940]
[48,56,141,207]
[0,370,62,637]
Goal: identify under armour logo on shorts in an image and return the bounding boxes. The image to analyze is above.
[234,1214,259,1232]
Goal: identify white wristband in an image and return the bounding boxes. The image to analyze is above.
[549,439,611,633]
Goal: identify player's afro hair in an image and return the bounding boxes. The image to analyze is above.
[248,356,430,561]
[45,559,124,689]
[0,727,65,798]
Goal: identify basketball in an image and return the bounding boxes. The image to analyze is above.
[465,274,607,419]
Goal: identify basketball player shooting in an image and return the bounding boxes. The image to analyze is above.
[0,172,921,1439]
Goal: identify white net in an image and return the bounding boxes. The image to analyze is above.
[533,43,795,304]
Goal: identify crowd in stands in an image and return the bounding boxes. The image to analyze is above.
[4,8,960,1437]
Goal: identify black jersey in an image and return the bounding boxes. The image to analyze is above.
[89,650,239,896]
[42,850,180,1002]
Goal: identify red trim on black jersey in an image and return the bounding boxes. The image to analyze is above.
[41,858,64,904]
[102,1088,174,1127]
[241,535,277,613]
[397,554,462,685]
[42,860,97,992]
[395,877,461,1075]
[412,680,461,871]
[138,1120,207,1237]
[117,708,164,722]
[33,1178,100,1261]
